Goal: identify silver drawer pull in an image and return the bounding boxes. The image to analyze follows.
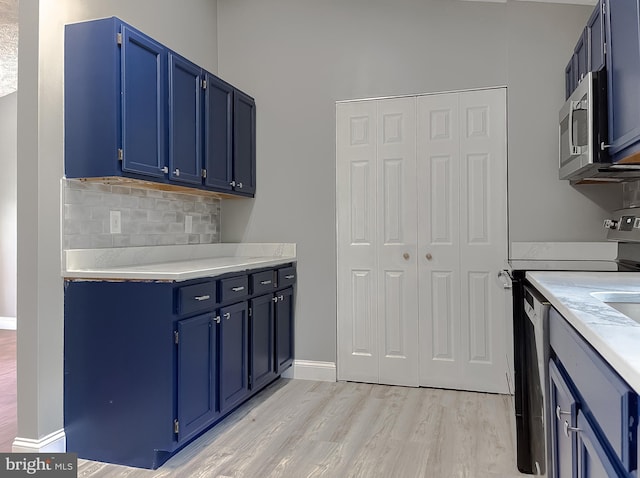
[224,313,231,320]
[564,420,581,438]
[285,275,295,280]
[260,280,272,285]
[279,295,284,301]
[194,295,211,301]
[272,297,278,303]
[556,406,571,421]
[231,286,245,292]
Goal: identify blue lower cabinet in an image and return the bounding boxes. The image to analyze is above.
[577,411,626,478]
[176,313,218,443]
[275,287,294,373]
[250,294,277,391]
[549,360,578,478]
[219,301,250,414]
[64,263,295,469]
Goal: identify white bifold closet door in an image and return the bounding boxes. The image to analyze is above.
[337,88,508,393]
[417,89,508,394]
[336,97,419,387]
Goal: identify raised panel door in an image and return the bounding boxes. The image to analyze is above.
[549,360,578,478]
[337,100,379,384]
[250,294,277,391]
[121,25,167,178]
[233,90,256,195]
[219,302,249,414]
[177,313,218,443]
[417,93,462,389]
[605,0,640,157]
[168,53,202,185]
[204,73,234,191]
[376,97,418,387]
[577,411,624,478]
[275,287,294,373]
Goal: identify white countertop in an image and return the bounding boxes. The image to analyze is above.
[63,243,296,281]
[527,271,640,394]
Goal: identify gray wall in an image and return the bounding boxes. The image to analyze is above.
[0,92,17,318]
[217,0,616,364]
[17,0,218,444]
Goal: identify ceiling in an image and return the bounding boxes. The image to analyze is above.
[0,0,18,98]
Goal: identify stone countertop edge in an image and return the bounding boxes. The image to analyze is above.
[62,243,297,281]
[527,271,640,394]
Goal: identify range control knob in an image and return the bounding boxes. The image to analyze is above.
[603,219,619,230]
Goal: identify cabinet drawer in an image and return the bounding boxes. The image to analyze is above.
[251,270,275,295]
[177,281,217,315]
[550,308,637,471]
[219,275,249,303]
[277,266,296,288]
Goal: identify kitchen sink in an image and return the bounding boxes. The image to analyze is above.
[590,291,640,324]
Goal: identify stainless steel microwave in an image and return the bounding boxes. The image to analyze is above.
[559,70,610,181]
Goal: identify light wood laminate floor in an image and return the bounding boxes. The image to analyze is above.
[78,379,528,478]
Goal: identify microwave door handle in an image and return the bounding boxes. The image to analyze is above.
[568,100,579,156]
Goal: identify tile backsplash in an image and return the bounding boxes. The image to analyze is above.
[63,179,221,249]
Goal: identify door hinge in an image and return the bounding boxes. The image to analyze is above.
[174,331,179,344]
[174,419,179,434]
[118,149,123,161]
[202,169,207,179]
[202,79,207,89]
[117,32,123,45]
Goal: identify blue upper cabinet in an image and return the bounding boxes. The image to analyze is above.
[233,90,257,196]
[65,17,256,197]
[203,73,234,192]
[169,53,203,185]
[605,0,640,162]
[587,1,605,73]
[121,26,167,178]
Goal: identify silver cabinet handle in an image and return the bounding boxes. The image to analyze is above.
[556,406,571,420]
[230,180,236,187]
[174,168,180,177]
[231,286,245,292]
[194,295,210,301]
[214,316,221,324]
[161,166,169,173]
[563,420,581,438]
[260,280,272,285]
[279,295,284,301]
[224,312,231,320]
[285,275,295,280]
[272,297,278,303]
[237,182,243,189]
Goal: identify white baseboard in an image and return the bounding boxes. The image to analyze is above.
[0,316,16,330]
[12,429,66,453]
[281,360,336,382]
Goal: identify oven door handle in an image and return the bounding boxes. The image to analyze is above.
[498,270,513,289]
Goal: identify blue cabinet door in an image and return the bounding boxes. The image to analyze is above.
[566,57,576,100]
[204,73,234,191]
[275,287,294,373]
[605,0,640,158]
[121,25,167,177]
[177,313,218,443]
[249,294,277,391]
[577,411,626,478]
[549,360,578,478]
[219,301,249,414]
[575,31,588,84]
[587,1,605,72]
[169,53,203,185]
[233,90,256,196]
